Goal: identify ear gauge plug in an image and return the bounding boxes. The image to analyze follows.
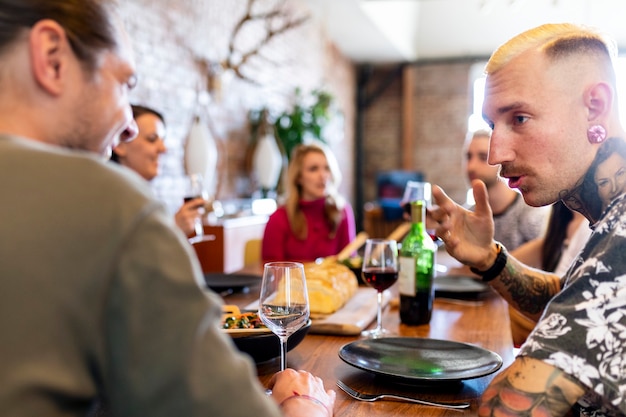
[587,125,607,143]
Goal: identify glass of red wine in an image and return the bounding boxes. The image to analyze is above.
[361,238,398,338]
[184,173,207,242]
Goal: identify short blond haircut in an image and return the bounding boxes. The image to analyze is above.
[485,23,617,83]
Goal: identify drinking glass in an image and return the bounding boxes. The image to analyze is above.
[361,239,399,338]
[401,181,441,245]
[401,181,432,216]
[259,262,310,370]
[183,174,207,241]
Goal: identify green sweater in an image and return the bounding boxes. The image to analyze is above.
[0,135,280,417]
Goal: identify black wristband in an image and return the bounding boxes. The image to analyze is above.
[470,242,507,282]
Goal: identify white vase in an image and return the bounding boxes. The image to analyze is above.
[184,115,218,197]
[252,132,283,195]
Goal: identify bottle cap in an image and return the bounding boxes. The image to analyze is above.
[410,201,425,223]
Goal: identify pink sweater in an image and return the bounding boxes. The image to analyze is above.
[261,198,356,263]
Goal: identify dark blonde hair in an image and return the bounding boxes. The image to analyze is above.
[284,143,345,240]
[582,137,626,219]
[0,0,119,72]
[110,104,165,163]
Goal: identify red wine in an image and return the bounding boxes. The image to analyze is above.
[400,291,433,325]
[362,268,398,292]
[184,195,201,203]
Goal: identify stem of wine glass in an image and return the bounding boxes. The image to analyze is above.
[278,335,288,371]
[194,218,204,237]
[375,290,384,333]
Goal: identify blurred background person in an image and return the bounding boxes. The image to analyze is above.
[262,143,356,262]
[112,104,205,236]
[446,130,550,276]
[508,201,591,346]
[464,129,550,250]
[588,137,626,214]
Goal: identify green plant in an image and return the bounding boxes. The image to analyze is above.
[273,88,333,160]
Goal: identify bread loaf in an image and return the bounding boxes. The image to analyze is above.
[303,260,358,315]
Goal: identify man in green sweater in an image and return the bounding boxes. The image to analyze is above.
[0,1,334,416]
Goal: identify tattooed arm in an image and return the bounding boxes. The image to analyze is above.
[431,182,561,320]
[479,357,586,417]
[488,249,561,321]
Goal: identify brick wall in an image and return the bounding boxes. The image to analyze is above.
[118,0,481,223]
[361,61,483,205]
[412,61,477,204]
[118,0,356,215]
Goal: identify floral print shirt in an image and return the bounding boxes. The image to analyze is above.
[519,193,626,416]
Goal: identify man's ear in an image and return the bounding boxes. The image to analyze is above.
[29,19,70,96]
[585,82,613,123]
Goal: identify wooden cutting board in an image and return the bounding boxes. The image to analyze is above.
[244,287,393,336]
[308,287,392,336]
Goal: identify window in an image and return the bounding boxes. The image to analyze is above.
[468,70,489,132]
[616,58,626,125]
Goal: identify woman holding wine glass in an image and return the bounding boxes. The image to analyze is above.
[361,238,399,338]
[111,104,206,236]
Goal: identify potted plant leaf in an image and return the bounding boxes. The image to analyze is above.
[273,88,333,160]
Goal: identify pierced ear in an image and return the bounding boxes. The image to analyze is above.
[29,19,69,96]
[585,82,613,123]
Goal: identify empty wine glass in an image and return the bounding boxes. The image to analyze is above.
[258,262,310,370]
[361,239,399,339]
[401,181,432,217]
[401,181,441,245]
[184,173,207,241]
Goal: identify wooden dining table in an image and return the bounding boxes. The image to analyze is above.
[223,267,516,417]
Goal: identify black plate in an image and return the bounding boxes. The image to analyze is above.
[434,275,490,297]
[204,273,261,291]
[339,337,502,383]
[230,320,311,363]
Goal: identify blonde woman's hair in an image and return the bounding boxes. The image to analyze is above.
[284,143,345,240]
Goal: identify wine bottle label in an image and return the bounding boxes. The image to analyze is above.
[398,256,416,296]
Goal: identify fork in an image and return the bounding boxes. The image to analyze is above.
[336,380,470,410]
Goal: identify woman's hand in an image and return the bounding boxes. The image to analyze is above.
[175,198,205,236]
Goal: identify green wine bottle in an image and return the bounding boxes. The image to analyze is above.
[398,201,437,325]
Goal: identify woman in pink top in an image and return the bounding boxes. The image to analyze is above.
[262,143,356,262]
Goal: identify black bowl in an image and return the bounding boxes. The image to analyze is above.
[348,266,365,285]
[230,320,311,363]
[340,256,364,285]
